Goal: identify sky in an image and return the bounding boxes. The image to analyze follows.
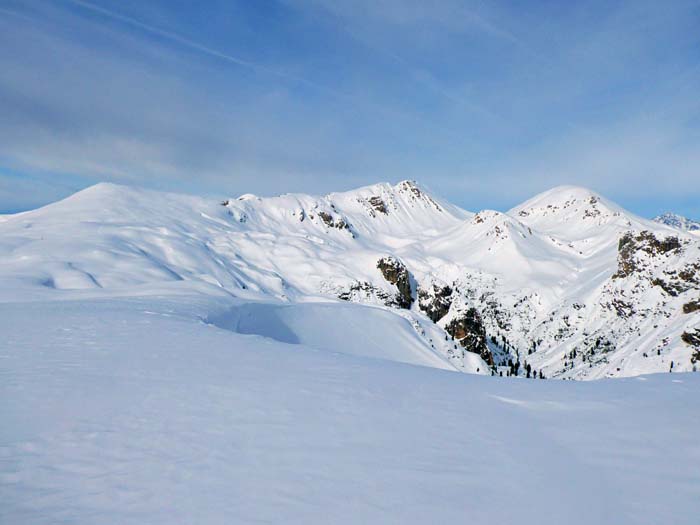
[0,0,699,217]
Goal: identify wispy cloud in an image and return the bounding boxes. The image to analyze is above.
[284,0,519,42]
[0,0,699,217]
[63,0,372,103]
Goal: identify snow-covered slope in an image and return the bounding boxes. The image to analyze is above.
[2,181,699,523]
[2,296,698,524]
[207,300,456,370]
[654,212,700,235]
[0,181,698,379]
[504,187,699,378]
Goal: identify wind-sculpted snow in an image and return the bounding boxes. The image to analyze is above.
[1,296,699,524]
[0,180,698,378]
[206,300,454,370]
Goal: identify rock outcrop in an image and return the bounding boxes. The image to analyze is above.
[317,211,353,234]
[682,330,700,366]
[682,329,700,348]
[376,257,413,309]
[338,281,395,307]
[417,283,453,323]
[444,308,493,365]
[683,299,700,314]
[614,231,681,279]
[368,196,388,215]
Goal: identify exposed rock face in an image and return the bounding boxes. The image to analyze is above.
[614,231,682,279]
[376,257,413,309]
[338,281,396,307]
[399,180,424,199]
[444,308,492,365]
[396,180,443,212]
[682,330,700,366]
[417,283,453,323]
[368,196,388,215]
[679,264,699,284]
[682,329,700,348]
[317,211,352,233]
[651,277,687,297]
[684,300,700,314]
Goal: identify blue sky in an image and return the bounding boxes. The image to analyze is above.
[1,0,699,217]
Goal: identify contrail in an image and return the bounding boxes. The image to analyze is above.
[62,0,344,98]
[52,0,470,142]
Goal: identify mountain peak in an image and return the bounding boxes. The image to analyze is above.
[508,184,636,236]
[34,182,138,213]
[508,185,614,220]
[66,181,124,198]
[653,212,700,233]
[515,185,603,208]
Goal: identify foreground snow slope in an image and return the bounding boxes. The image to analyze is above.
[206,299,456,370]
[2,293,699,524]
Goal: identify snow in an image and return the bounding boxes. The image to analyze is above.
[207,300,455,370]
[654,212,700,235]
[2,293,699,524]
[1,181,699,522]
[0,181,698,379]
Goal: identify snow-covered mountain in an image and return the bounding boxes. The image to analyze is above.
[1,180,698,379]
[3,180,700,524]
[654,212,700,234]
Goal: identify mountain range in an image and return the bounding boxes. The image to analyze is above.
[2,180,698,380]
[3,180,700,523]
[654,211,700,233]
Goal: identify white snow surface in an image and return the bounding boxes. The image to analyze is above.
[1,292,699,524]
[1,181,700,523]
